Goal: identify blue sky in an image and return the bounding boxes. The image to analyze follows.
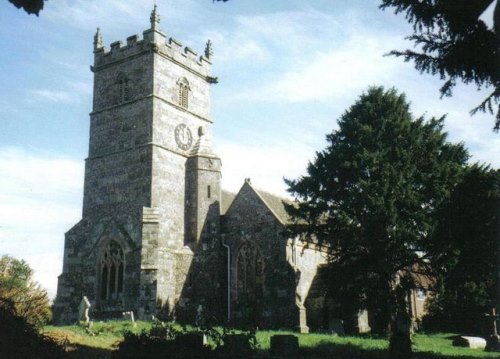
[0,0,498,298]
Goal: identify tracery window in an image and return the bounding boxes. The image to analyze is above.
[236,242,264,303]
[117,73,129,103]
[177,77,190,109]
[99,240,124,301]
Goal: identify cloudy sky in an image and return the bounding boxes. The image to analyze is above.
[0,0,498,299]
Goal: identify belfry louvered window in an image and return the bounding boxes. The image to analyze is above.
[99,240,124,301]
[117,73,129,103]
[178,77,190,109]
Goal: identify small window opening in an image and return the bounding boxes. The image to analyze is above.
[117,74,129,103]
[207,185,211,199]
[178,78,190,109]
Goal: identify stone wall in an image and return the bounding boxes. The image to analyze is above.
[222,181,297,329]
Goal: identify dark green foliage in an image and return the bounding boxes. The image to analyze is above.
[0,300,65,359]
[114,321,258,359]
[285,87,467,355]
[380,0,500,130]
[424,165,499,335]
[8,0,45,15]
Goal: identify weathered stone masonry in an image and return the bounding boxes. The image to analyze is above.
[54,7,329,331]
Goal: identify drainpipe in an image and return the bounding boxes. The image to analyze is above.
[222,235,231,322]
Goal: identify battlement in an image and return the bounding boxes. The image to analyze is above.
[92,5,214,79]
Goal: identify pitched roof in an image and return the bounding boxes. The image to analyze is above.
[253,188,292,225]
[220,180,293,224]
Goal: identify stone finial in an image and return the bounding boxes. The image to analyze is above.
[150,3,160,30]
[94,27,103,51]
[204,39,213,60]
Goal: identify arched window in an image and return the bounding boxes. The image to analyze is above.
[99,240,124,301]
[177,77,190,109]
[236,241,264,303]
[117,73,129,103]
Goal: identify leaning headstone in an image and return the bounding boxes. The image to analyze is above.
[270,335,299,357]
[78,296,91,324]
[452,336,487,350]
[329,318,345,336]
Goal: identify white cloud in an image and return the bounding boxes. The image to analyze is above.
[216,139,316,198]
[28,80,91,104]
[44,0,205,31]
[0,147,83,298]
[200,30,268,64]
[28,89,75,103]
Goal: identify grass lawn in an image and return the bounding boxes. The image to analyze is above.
[43,321,499,358]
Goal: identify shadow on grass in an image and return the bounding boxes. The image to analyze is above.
[60,341,493,359]
[65,344,113,359]
[296,342,491,359]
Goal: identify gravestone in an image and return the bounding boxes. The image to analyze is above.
[78,296,91,324]
[357,309,371,333]
[485,307,500,351]
[452,336,487,350]
[270,335,299,357]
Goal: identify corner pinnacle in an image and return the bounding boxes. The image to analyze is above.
[205,39,213,60]
[150,3,160,30]
[94,27,103,51]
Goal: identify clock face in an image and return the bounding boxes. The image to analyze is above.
[174,123,193,151]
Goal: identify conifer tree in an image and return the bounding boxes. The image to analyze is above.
[285,87,468,357]
[425,165,499,334]
[380,0,500,130]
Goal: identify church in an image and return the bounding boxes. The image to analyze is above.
[53,7,427,333]
[53,7,332,332]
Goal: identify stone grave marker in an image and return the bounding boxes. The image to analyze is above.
[78,296,91,324]
[452,336,487,350]
[485,307,500,351]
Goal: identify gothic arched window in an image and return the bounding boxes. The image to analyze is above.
[99,240,124,301]
[236,241,264,303]
[117,73,129,103]
[177,77,190,109]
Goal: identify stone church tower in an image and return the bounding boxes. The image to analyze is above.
[53,6,223,322]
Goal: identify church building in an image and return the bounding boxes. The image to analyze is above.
[53,7,330,332]
[53,7,428,332]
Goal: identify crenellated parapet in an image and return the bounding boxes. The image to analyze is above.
[92,6,216,82]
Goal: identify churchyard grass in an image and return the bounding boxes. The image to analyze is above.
[43,321,499,358]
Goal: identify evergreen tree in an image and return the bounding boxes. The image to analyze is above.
[425,165,499,334]
[8,0,45,15]
[285,87,468,357]
[380,0,500,130]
